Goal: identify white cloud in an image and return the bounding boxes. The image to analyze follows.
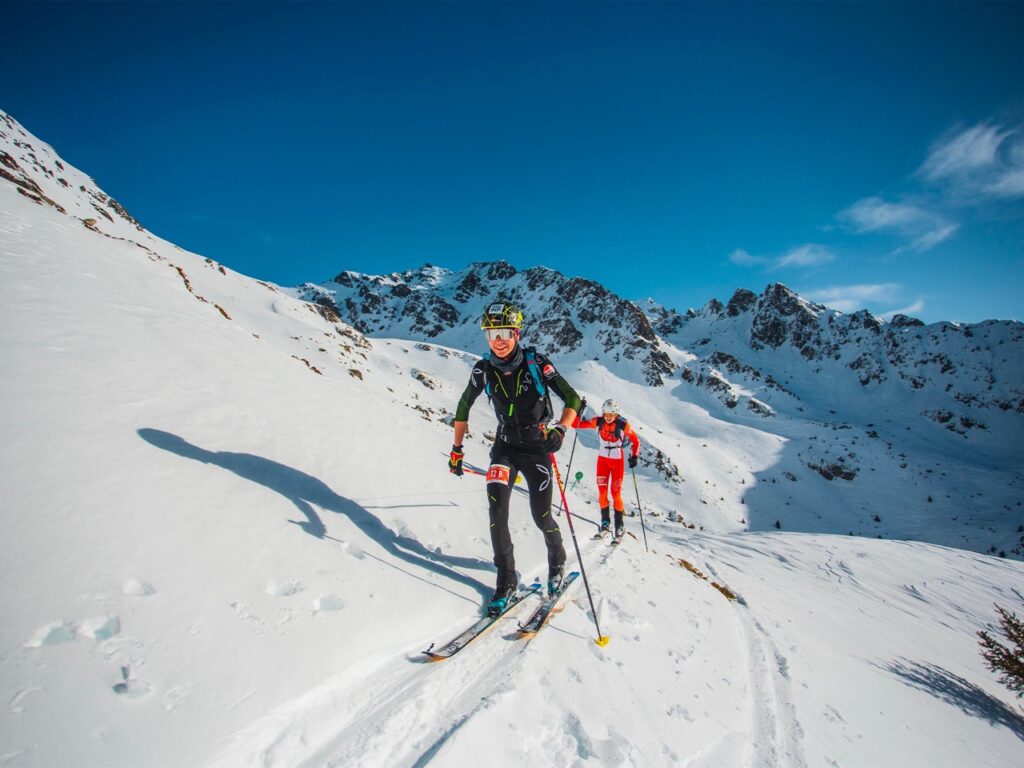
[805,284,925,320]
[985,166,1024,198]
[839,196,957,254]
[806,283,901,313]
[918,121,1024,201]
[836,117,1024,257]
[904,224,959,254]
[728,248,765,267]
[776,243,835,268]
[729,244,834,270]
[879,299,926,321]
[841,197,930,233]
[919,123,1010,182]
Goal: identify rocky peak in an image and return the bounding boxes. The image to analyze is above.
[726,288,758,317]
[303,260,677,386]
[750,284,827,351]
[890,313,925,328]
[642,299,685,337]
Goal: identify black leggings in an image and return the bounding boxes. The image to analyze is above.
[486,443,566,588]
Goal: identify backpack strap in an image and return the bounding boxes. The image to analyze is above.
[526,348,554,422]
[483,347,548,398]
[523,348,547,397]
[483,347,553,423]
[483,354,493,399]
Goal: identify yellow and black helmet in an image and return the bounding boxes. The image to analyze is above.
[480,302,524,330]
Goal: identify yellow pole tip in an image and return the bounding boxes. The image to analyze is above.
[595,636,611,647]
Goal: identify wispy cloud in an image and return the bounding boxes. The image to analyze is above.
[906,224,959,254]
[879,299,925,321]
[918,120,1024,202]
[835,117,1024,257]
[777,243,835,268]
[805,283,924,319]
[728,248,766,267]
[919,123,1010,181]
[839,196,958,254]
[806,283,902,313]
[729,243,834,270]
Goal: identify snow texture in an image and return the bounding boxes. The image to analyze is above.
[2,108,1023,767]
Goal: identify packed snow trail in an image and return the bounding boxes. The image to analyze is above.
[207,532,765,767]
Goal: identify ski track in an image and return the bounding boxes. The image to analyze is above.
[213,534,797,768]
[680,534,806,768]
[300,541,620,767]
[738,612,806,768]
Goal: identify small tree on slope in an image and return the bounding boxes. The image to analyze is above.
[978,604,1024,700]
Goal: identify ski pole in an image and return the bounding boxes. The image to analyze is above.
[554,430,579,516]
[555,397,585,516]
[551,452,609,647]
[630,465,649,552]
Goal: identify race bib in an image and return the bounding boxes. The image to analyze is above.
[486,464,512,485]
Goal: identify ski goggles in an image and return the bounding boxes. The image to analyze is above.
[484,327,519,341]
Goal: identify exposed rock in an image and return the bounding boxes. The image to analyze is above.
[726,288,757,317]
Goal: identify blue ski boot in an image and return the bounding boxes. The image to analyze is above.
[487,584,517,617]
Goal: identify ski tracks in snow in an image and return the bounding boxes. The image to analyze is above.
[210,536,806,768]
[208,542,622,767]
[206,605,536,768]
[685,539,807,768]
[735,613,807,768]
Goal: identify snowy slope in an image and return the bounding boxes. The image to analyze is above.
[299,262,1024,559]
[2,110,1024,767]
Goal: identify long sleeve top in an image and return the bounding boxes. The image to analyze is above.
[574,415,640,460]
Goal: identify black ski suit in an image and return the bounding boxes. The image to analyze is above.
[455,346,582,590]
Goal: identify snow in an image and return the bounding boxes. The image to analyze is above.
[2,111,1023,766]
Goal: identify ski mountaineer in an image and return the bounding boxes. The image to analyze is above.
[448,302,583,616]
[573,398,640,541]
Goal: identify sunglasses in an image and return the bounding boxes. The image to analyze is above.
[484,328,518,341]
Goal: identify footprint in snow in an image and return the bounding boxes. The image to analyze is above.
[314,594,345,611]
[265,579,303,597]
[112,666,152,700]
[122,579,155,596]
[80,616,121,640]
[24,621,76,648]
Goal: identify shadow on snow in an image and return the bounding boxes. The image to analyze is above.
[137,428,492,601]
[885,658,1024,740]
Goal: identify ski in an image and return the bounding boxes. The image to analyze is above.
[423,585,539,661]
[591,529,610,541]
[516,571,580,637]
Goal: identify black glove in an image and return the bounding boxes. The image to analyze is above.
[542,424,566,453]
[628,455,638,469]
[449,445,464,476]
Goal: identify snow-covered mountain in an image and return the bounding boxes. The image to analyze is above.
[302,263,1023,438]
[298,263,676,386]
[299,261,1024,558]
[3,109,1024,767]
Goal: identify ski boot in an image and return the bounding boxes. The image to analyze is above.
[487,584,517,617]
[547,564,565,596]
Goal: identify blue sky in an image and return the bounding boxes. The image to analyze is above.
[3,2,1023,323]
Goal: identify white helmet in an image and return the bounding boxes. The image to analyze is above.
[602,398,620,415]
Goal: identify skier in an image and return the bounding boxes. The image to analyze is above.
[573,398,640,541]
[448,301,582,615]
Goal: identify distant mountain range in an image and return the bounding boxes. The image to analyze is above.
[299,264,1024,442]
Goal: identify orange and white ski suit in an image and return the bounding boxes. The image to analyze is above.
[573,415,640,513]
